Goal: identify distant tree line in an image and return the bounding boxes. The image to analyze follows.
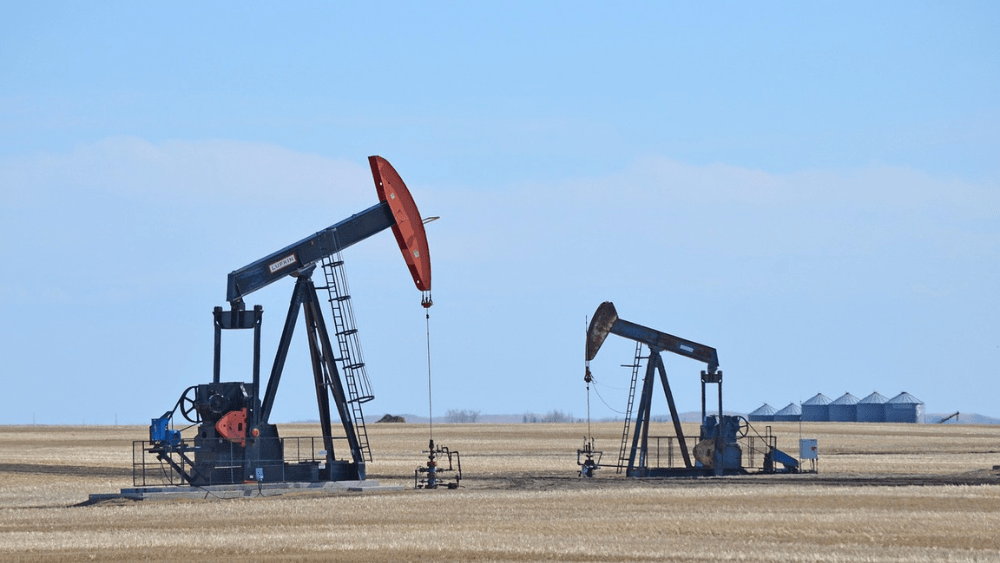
[445,409,481,423]
[522,409,575,423]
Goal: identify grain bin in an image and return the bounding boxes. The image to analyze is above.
[802,393,832,421]
[885,391,924,423]
[748,403,776,422]
[774,402,802,422]
[828,393,859,422]
[856,391,888,423]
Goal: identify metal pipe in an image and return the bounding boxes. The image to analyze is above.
[252,305,262,427]
[213,306,222,384]
[716,379,724,476]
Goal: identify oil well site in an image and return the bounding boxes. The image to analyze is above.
[3,422,1000,562]
[2,156,999,562]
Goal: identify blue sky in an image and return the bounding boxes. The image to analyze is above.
[1,2,997,425]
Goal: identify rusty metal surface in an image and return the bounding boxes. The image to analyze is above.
[586,301,619,361]
[693,438,716,468]
[369,155,431,292]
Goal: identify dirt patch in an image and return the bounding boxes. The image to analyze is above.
[373,466,1000,492]
[0,463,131,479]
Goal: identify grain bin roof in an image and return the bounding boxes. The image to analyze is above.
[803,393,832,406]
[830,393,860,405]
[859,391,888,404]
[887,391,923,404]
[775,402,801,416]
[749,403,777,416]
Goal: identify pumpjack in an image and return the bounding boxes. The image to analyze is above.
[585,301,799,477]
[141,156,432,487]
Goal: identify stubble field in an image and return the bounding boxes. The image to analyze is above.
[1,421,999,562]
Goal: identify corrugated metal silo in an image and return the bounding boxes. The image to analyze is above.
[885,391,924,423]
[828,393,859,422]
[774,402,802,422]
[856,391,888,423]
[748,403,776,422]
[802,393,832,421]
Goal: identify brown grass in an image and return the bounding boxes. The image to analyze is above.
[2,421,999,562]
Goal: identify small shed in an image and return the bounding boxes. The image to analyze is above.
[885,391,924,423]
[802,393,832,421]
[748,403,777,422]
[828,393,859,422]
[856,391,889,423]
[774,402,802,422]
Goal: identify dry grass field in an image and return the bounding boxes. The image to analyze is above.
[2,420,999,562]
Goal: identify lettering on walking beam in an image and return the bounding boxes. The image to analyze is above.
[268,254,298,274]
